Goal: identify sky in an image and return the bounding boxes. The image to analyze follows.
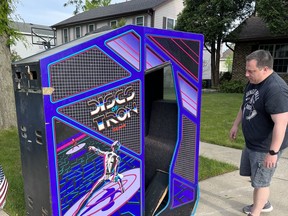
[14,0,126,26]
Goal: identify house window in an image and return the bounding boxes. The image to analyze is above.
[136,16,144,26]
[110,20,117,28]
[259,44,288,73]
[63,28,69,43]
[75,26,81,39]
[166,18,175,30]
[88,24,95,33]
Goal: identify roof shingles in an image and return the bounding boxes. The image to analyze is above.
[52,0,168,27]
[224,16,288,42]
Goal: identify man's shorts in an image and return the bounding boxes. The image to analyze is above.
[240,147,281,188]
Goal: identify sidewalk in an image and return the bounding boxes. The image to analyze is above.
[0,209,8,216]
[196,142,288,216]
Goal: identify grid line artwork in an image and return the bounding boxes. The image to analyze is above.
[148,35,199,81]
[106,32,140,70]
[59,81,141,154]
[178,73,198,117]
[49,47,130,102]
[172,179,195,208]
[173,116,196,183]
[145,46,165,70]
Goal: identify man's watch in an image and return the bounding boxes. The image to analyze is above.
[269,150,279,155]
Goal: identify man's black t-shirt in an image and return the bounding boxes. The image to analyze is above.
[242,72,288,152]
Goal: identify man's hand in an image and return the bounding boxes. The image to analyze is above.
[229,125,238,141]
[264,154,278,168]
[88,146,97,152]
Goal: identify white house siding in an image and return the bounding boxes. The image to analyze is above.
[56,14,154,45]
[54,0,183,45]
[97,21,113,28]
[219,59,229,72]
[93,15,151,31]
[153,0,184,29]
[56,30,62,45]
[82,25,87,37]
[69,28,74,41]
[56,27,71,44]
[125,17,134,25]
[202,48,211,80]
[146,15,152,27]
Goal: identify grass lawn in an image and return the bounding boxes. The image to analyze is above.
[198,156,236,181]
[0,92,241,215]
[201,92,245,149]
[0,129,25,216]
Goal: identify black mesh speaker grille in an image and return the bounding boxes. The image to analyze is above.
[49,47,130,102]
[174,116,196,183]
[59,81,141,154]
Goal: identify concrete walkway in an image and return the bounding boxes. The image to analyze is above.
[196,142,288,216]
[1,142,287,216]
[0,208,8,216]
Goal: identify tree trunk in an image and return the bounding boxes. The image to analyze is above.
[214,37,222,87]
[210,38,222,88]
[0,34,17,129]
[210,41,216,88]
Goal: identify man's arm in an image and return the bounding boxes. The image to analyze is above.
[88,146,105,156]
[270,112,288,151]
[265,112,288,168]
[230,107,242,140]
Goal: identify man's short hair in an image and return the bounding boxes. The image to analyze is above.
[246,50,274,69]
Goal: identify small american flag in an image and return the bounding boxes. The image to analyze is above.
[0,165,8,209]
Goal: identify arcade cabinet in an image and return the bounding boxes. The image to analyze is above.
[12,25,204,216]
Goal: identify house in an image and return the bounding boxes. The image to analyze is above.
[10,22,55,59]
[219,48,233,73]
[51,0,184,45]
[223,16,288,82]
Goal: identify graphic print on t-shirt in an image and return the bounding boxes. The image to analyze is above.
[243,89,259,121]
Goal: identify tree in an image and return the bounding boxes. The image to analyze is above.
[11,49,22,62]
[175,0,254,88]
[64,0,112,15]
[0,0,20,128]
[257,0,288,35]
[225,53,233,72]
[113,18,126,29]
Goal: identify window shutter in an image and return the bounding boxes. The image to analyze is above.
[132,17,135,25]
[163,17,167,29]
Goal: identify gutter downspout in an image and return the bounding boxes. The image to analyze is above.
[147,9,154,28]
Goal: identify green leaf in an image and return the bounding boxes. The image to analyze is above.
[257,0,288,35]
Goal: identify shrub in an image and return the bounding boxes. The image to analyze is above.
[202,79,212,88]
[219,80,246,93]
[219,72,232,84]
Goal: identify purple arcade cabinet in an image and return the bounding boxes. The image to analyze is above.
[12,25,204,216]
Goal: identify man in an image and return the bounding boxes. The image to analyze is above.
[230,50,288,216]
